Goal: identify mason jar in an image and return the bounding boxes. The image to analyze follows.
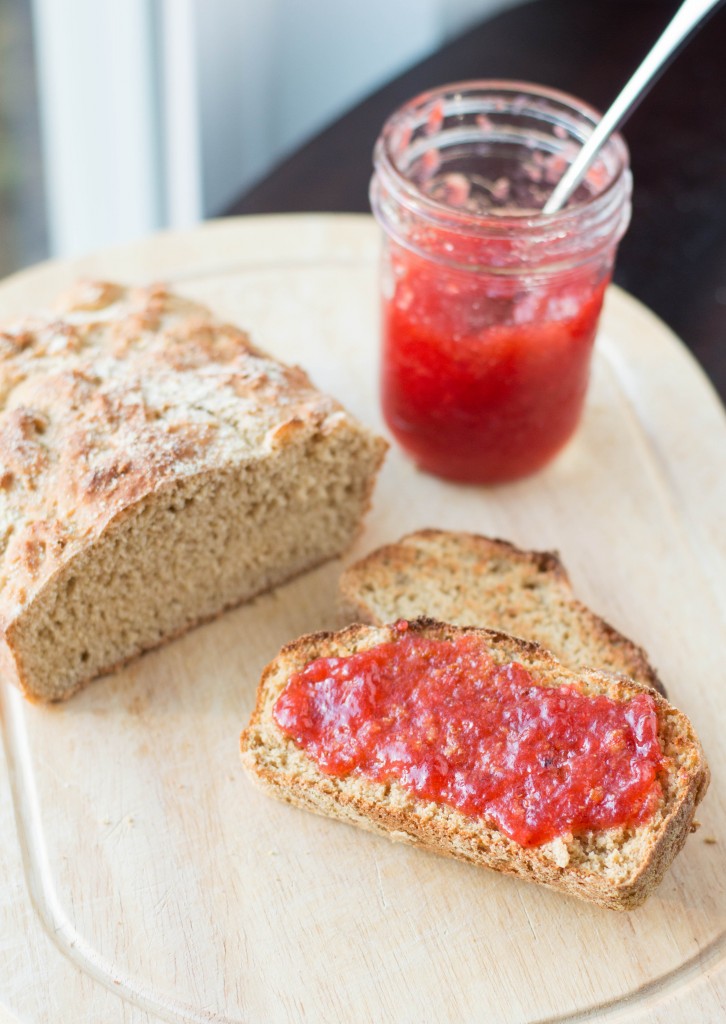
[370,81,632,484]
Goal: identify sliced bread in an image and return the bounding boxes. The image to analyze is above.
[240,619,708,910]
[0,280,386,701]
[339,529,664,694]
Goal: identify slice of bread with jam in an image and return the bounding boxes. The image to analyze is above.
[241,619,708,911]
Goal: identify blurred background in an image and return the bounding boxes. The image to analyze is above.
[0,0,526,278]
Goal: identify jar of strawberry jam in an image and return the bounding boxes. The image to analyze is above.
[370,82,632,483]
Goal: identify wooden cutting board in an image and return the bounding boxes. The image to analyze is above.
[0,215,724,1024]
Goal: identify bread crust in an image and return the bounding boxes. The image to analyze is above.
[241,619,709,910]
[338,529,665,694]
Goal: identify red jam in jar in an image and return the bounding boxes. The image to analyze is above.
[273,630,665,848]
[371,82,632,484]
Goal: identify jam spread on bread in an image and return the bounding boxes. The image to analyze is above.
[273,630,665,846]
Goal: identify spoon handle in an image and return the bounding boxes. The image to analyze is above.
[543,0,724,214]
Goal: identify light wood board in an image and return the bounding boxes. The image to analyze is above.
[0,214,724,1024]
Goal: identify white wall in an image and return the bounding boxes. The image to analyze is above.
[31,0,163,257]
[192,0,527,216]
[32,0,527,257]
[441,0,525,36]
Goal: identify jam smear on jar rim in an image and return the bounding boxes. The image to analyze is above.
[273,628,666,848]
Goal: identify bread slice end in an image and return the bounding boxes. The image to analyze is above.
[338,529,665,695]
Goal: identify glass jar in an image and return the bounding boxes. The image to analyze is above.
[370,81,632,484]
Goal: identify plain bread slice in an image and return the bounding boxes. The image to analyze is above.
[339,529,665,694]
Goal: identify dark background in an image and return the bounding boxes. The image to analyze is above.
[227,0,726,402]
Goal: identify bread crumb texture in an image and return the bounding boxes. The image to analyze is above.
[339,529,665,693]
[241,619,709,911]
[0,280,386,701]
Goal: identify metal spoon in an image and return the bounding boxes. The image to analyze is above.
[543,0,724,214]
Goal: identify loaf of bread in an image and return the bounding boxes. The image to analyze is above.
[339,529,664,693]
[0,280,386,701]
[240,619,708,910]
